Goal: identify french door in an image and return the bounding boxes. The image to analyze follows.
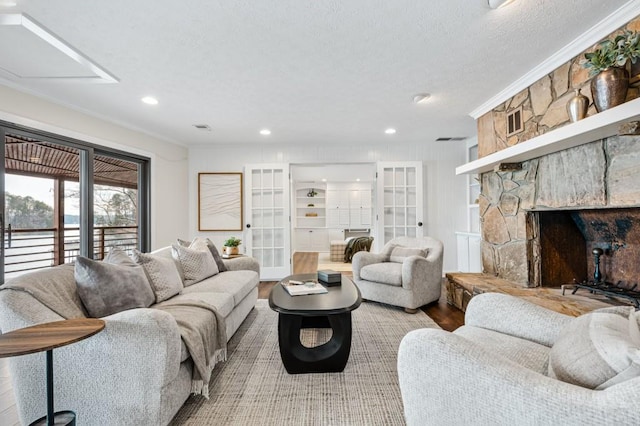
[376,162,424,248]
[0,123,150,283]
[244,164,291,280]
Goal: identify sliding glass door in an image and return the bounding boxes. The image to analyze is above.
[0,123,150,283]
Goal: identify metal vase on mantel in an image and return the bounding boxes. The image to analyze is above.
[590,67,629,112]
[566,88,589,122]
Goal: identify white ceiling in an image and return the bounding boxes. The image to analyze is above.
[0,0,634,147]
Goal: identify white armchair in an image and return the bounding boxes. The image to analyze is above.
[398,293,640,425]
[351,236,443,313]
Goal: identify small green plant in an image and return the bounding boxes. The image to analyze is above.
[223,236,242,247]
[583,30,640,77]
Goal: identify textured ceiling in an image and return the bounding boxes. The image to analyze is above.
[0,0,633,146]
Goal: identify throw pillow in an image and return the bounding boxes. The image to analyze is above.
[74,248,155,318]
[132,250,183,303]
[548,306,640,389]
[171,243,219,286]
[178,237,228,272]
[389,247,427,263]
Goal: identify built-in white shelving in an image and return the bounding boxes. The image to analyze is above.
[456,97,640,175]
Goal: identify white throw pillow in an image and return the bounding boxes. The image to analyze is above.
[171,243,219,286]
[548,306,640,389]
[389,247,427,263]
[132,250,183,303]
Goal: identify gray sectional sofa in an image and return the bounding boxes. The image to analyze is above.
[0,245,260,426]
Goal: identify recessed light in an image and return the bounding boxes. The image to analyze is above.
[321,178,327,182]
[0,2,18,7]
[356,178,361,182]
[260,129,271,136]
[141,96,158,105]
[413,93,431,104]
[385,128,396,135]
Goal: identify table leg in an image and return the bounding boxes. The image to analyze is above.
[46,350,53,426]
[29,350,76,426]
[277,312,352,374]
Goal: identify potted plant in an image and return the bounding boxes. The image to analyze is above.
[583,30,640,112]
[223,236,242,255]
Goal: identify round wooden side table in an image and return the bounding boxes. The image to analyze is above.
[0,318,105,426]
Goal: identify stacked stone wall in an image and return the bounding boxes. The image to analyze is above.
[480,135,640,286]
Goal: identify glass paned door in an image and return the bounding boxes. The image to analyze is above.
[376,162,424,247]
[244,164,290,280]
[3,132,81,280]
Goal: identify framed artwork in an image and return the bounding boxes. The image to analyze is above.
[198,172,243,231]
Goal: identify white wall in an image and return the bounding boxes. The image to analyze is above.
[0,85,189,249]
[189,141,468,272]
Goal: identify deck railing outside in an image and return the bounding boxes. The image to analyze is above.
[4,225,138,278]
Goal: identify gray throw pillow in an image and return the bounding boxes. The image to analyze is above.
[548,306,640,389]
[178,237,228,272]
[171,242,219,286]
[132,250,183,303]
[74,248,155,318]
[389,247,427,263]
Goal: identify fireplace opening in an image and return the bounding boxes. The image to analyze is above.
[528,208,640,289]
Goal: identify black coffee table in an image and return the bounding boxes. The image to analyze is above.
[268,273,362,374]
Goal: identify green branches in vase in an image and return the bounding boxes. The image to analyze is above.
[582,30,639,112]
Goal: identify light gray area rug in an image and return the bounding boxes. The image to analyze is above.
[171,299,440,426]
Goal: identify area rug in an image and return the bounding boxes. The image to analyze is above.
[317,253,353,272]
[170,299,440,425]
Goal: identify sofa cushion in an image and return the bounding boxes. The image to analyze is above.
[182,270,258,306]
[171,243,219,286]
[548,306,640,389]
[455,325,550,374]
[132,250,183,303]
[75,248,155,317]
[178,237,228,273]
[154,292,235,363]
[360,263,403,286]
[389,247,426,263]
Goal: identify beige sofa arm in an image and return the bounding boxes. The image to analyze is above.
[464,293,572,347]
[352,251,387,279]
[11,308,182,426]
[223,256,260,274]
[398,328,638,426]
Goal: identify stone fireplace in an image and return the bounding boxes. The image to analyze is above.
[447,17,640,314]
[480,135,640,288]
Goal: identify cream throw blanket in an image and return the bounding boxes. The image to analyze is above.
[153,299,227,398]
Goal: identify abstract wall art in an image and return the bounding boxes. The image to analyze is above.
[198,172,243,231]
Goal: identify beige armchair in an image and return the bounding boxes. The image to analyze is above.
[351,236,443,313]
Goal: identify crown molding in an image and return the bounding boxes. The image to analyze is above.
[469,1,640,119]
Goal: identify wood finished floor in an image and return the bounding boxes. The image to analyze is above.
[0,251,464,426]
[263,252,465,332]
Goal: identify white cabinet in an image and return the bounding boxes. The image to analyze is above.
[326,185,372,229]
[294,228,329,252]
[326,189,350,228]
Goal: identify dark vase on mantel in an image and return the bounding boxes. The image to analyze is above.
[590,67,629,113]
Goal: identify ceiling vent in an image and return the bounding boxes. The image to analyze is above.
[0,13,118,83]
[435,137,466,141]
[193,124,212,131]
